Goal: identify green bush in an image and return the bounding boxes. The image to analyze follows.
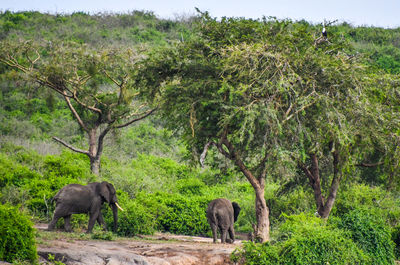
[0,204,37,263]
[43,151,92,180]
[108,199,155,237]
[137,192,211,235]
[176,177,206,196]
[232,214,369,265]
[334,184,400,226]
[0,153,41,188]
[335,209,396,265]
[91,231,114,241]
[392,224,400,259]
[231,241,280,265]
[267,186,315,224]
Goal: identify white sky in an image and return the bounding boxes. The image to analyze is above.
[1,0,399,28]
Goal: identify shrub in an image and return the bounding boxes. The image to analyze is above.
[0,153,41,188]
[0,204,37,263]
[91,231,114,241]
[334,184,400,226]
[232,214,369,265]
[392,224,400,259]
[137,192,211,235]
[43,151,92,180]
[267,186,315,224]
[176,177,206,196]
[335,209,396,265]
[107,199,155,237]
[392,225,400,260]
[231,241,280,265]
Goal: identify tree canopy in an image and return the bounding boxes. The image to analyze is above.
[0,40,156,174]
[138,13,399,241]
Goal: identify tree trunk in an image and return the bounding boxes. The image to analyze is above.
[90,156,101,176]
[233,155,270,242]
[319,150,341,219]
[220,137,270,242]
[254,186,270,242]
[301,152,341,219]
[88,128,100,175]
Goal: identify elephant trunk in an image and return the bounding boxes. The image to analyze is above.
[111,203,118,232]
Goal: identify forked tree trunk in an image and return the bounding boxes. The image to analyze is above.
[300,152,341,219]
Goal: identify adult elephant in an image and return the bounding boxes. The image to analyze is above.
[48,181,123,233]
[206,198,241,243]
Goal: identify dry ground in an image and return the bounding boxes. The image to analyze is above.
[35,224,242,265]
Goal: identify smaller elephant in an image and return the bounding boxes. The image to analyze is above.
[48,181,123,233]
[206,198,241,243]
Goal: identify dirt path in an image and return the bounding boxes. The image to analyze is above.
[35,224,241,265]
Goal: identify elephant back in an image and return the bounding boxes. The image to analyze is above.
[207,198,234,225]
[53,184,92,205]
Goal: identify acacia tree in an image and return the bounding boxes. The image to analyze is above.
[0,41,155,175]
[139,14,376,242]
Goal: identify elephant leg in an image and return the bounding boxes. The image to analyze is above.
[48,207,64,231]
[64,215,72,232]
[87,212,99,233]
[221,228,227,243]
[48,214,61,231]
[97,213,107,231]
[210,224,218,243]
[227,225,235,243]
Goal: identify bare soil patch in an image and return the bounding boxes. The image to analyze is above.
[35,224,241,265]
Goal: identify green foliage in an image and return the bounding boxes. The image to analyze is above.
[0,10,193,48]
[0,152,41,188]
[43,151,92,180]
[335,209,396,264]
[391,224,400,259]
[0,146,93,220]
[267,185,315,224]
[176,177,206,195]
[334,184,400,226]
[91,231,114,241]
[107,119,185,160]
[231,241,280,265]
[136,192,211,235]
[46,253,67,265]
[0,204,37,263]
[232,214,370,265]
[106,199,155,237]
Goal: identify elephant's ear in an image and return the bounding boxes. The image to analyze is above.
[100,181,111,203]
[232,202,241,222]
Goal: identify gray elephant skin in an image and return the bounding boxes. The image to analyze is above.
[48,181,123,233]
[206,198,241,243]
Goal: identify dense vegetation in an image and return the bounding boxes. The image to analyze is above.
[0,10,400,264]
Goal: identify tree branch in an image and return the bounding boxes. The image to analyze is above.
[114,108,157,129]
[200,141,216,167]
[52,137,89,155]
[72,90,102,113]
[356,162,384,167]
[96,125,114,160]
[0,56,30,73]
[220,136,261,190]
[64,96,89,132]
